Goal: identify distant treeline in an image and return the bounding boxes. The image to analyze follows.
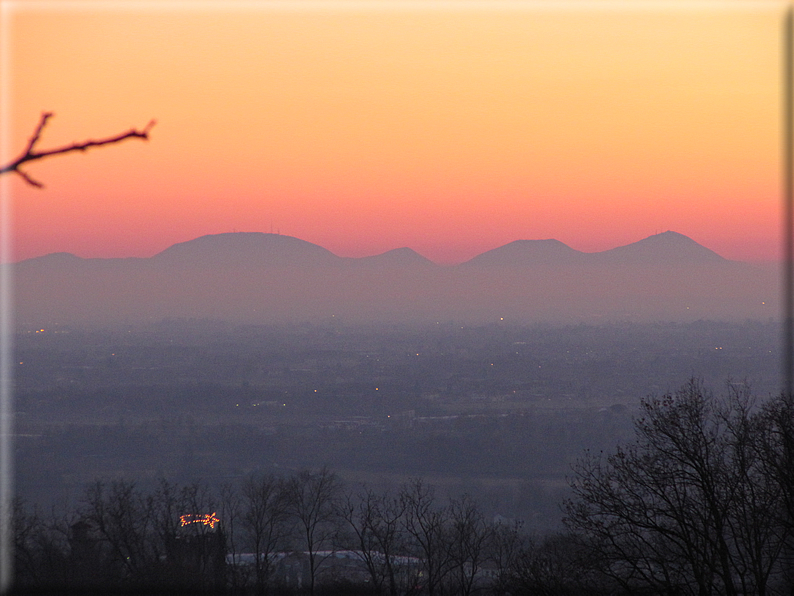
[13,380,794,595]
[14,469,524,596]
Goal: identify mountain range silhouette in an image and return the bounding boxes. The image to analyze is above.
[12,231,777,327]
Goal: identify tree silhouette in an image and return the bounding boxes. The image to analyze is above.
[282,467,342,596]
[399,478,453,596]
[240,473,288,594]
[0,112,155,188]
[339,487,407,596]
[563,379,793,596]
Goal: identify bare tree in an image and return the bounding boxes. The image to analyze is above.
[564,379,793,596]
[719,385,789,596]
[282,466,342,596]
[1,112,155,188]
[339,487,408,596]
[400,478,453,596]
[757,392,794,592]
[488,518,524,595]
[78,479,226,590]
[241,473,288,594]
[500,532,601,596]
[219,481,249,591]
[12,498,74,588]
[175,482,226,591]
[80,479,156,585]
[12,498,42,586]
[148,478,185,584]
[447,494,493,596]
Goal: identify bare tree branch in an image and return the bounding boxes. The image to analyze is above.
[0,112,156,188]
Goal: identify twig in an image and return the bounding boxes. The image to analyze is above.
[0,112,156,188]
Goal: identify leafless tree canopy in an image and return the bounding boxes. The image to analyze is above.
[563,380,794,596]
[0,112,155,188]
[14,383,794,595]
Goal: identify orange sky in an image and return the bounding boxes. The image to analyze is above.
[1,0,784,264]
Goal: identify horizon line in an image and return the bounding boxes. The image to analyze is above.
[10,229,777,267]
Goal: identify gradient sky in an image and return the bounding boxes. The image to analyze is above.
[1,0,784,264]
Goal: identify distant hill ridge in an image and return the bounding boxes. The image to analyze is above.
[595,231,727,265]
[17,230,733,269]
[349,247,435,268]
[12,230,775,326]
[150,232,340,268]
[462,239,587,268]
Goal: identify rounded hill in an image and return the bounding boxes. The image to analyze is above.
[151,233,341,268]
[461,239,586,268]
[351,247,436,268]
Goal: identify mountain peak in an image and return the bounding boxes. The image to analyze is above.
[598,231,727,265]
[15,252,84,271]
[462,239,585,267]
[352,247,435,268]
[151,232,341,267]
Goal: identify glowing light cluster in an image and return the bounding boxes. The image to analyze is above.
[179,513,219,529]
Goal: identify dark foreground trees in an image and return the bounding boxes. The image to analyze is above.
[12,380,794,595]
[239,473,288,593]
[283,467,342,596]
[12,469,515,595]
[562,380,794,596]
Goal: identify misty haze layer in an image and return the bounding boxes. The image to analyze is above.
[12,231,777,327]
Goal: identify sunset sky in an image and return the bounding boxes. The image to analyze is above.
[1,0,785,264]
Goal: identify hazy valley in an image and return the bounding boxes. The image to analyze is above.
[11,233,788,594]
[15,319,781,521]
